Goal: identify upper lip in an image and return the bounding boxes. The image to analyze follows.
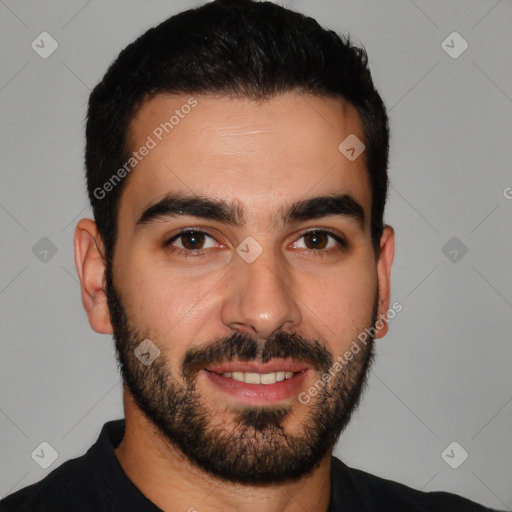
[204,359,312,374]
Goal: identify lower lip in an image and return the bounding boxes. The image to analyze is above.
[202,369,310,405]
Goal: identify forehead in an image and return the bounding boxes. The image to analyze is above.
[120,92,371,228]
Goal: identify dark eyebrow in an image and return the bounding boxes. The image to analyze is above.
[135,193,245,231]
[281,194,365,229]
[134,192,365,232]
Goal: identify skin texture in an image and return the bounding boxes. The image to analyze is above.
[74,92,395,512]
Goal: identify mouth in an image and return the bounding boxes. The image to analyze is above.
[209,370,298,384]
[201,360,312,404]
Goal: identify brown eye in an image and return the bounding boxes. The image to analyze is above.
[178,231,207,250]
[294,230,347,253]
[164,230,217,255]
[303,231,330,250]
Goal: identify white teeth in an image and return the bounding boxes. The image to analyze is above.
[221,371,296,384]
[232,372,245,382]
[260,372,276,384]
[244,372,261,384]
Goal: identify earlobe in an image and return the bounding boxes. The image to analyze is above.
[374,225,395,339]
[74,218,113,334]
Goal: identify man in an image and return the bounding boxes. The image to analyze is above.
[0,0,502,511]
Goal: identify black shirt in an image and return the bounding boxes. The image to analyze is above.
[0,419,501,512]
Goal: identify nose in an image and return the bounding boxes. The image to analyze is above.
[220,245,302,340]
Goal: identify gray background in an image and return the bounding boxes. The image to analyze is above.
[1,0,511,509]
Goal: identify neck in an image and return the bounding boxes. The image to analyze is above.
[114,390,332,512]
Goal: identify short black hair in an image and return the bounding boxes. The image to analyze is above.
[85,0,389,265]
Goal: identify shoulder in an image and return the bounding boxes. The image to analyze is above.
[0,453,100,512]
[330,456,500,512]
[0,420,126,512]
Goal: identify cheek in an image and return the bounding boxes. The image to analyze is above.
[308,258,377,342]
[115,240,378,359]
[117,255,219,342]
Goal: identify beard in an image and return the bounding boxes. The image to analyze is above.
[105,262,378,485]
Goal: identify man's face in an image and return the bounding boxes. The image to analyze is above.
[105,92,389,483]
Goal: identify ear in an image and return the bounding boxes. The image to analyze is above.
[74,218,113,334]
[374,225,395,339]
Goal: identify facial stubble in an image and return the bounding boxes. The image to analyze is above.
[105,262,378,484]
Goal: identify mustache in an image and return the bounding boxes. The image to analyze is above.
[182,331,333,382]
